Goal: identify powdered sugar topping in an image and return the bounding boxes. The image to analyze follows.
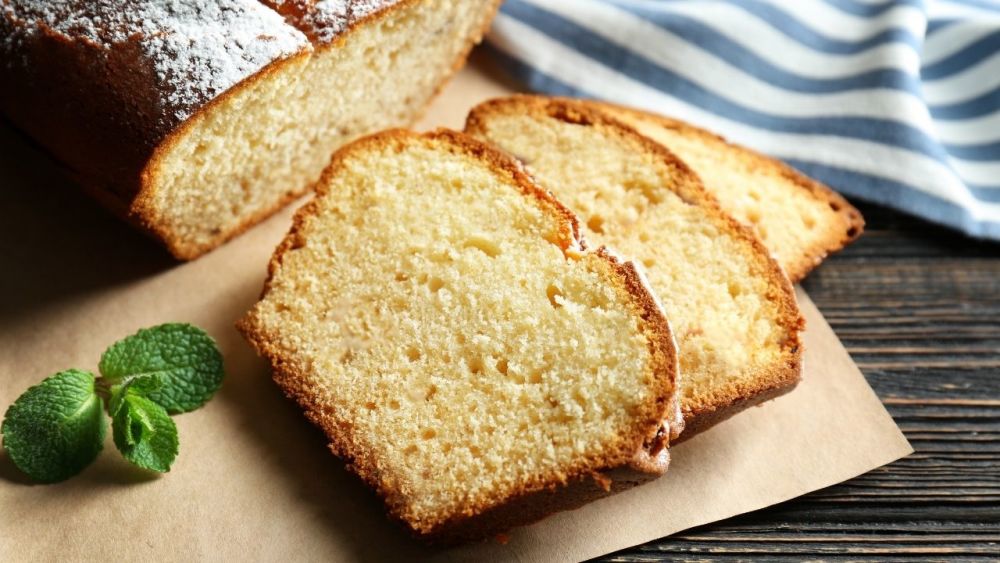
[3,0,310,130]
[259,0,399,44]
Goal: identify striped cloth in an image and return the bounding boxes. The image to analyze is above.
[484,0,1000,240]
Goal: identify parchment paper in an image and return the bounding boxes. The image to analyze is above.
[0,56,912,562]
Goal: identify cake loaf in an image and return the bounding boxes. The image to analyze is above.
[0,0,500,259]
[467,96,804,438]
[238,129,680,541]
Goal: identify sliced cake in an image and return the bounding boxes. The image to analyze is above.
[466,96,804,438]
[238,129,679,541]
[591,102,864,281]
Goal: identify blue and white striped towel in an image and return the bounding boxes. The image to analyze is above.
[484,0,1000,240]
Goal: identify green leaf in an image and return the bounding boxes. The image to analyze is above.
[120,372,163,397]
[111,393,178,473]
[99,323,224,414]
[1,369,106,483]
[108,374,163,418]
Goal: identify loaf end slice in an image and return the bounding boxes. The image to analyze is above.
[238,129,678,541]
[466,95,804,439]
[591,102,864,282]
[140,0,502,259]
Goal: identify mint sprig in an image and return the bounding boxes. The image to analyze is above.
[1,323,224,483]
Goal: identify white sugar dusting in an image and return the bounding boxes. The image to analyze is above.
[258,0,399,44]
[3,0,310,129]
[348,0,396,21]
[309,1,350,42]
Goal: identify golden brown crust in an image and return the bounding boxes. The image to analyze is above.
[594,247,684,446]
[588,101,865,282]
[676,358,800,441]
[592,247,682,452]
[428,461,666,544]
[237,128,679,541]
[465,95,804,440]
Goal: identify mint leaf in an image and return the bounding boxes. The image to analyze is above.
[108,374,162,418]
[1,369,105,483]
[111,392,178,473]
[99,323,224,414]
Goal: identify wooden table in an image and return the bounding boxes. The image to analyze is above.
[606,201,1000,561]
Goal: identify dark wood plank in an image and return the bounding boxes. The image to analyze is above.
[603,200,1000,561]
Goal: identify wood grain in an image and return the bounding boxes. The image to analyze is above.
[605,201,1000,561]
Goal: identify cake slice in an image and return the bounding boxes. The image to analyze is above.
[590,102,864,281]
[238,129,679,541]
[466,96,803,438]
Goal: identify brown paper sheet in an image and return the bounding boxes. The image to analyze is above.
[0,59,911,562]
